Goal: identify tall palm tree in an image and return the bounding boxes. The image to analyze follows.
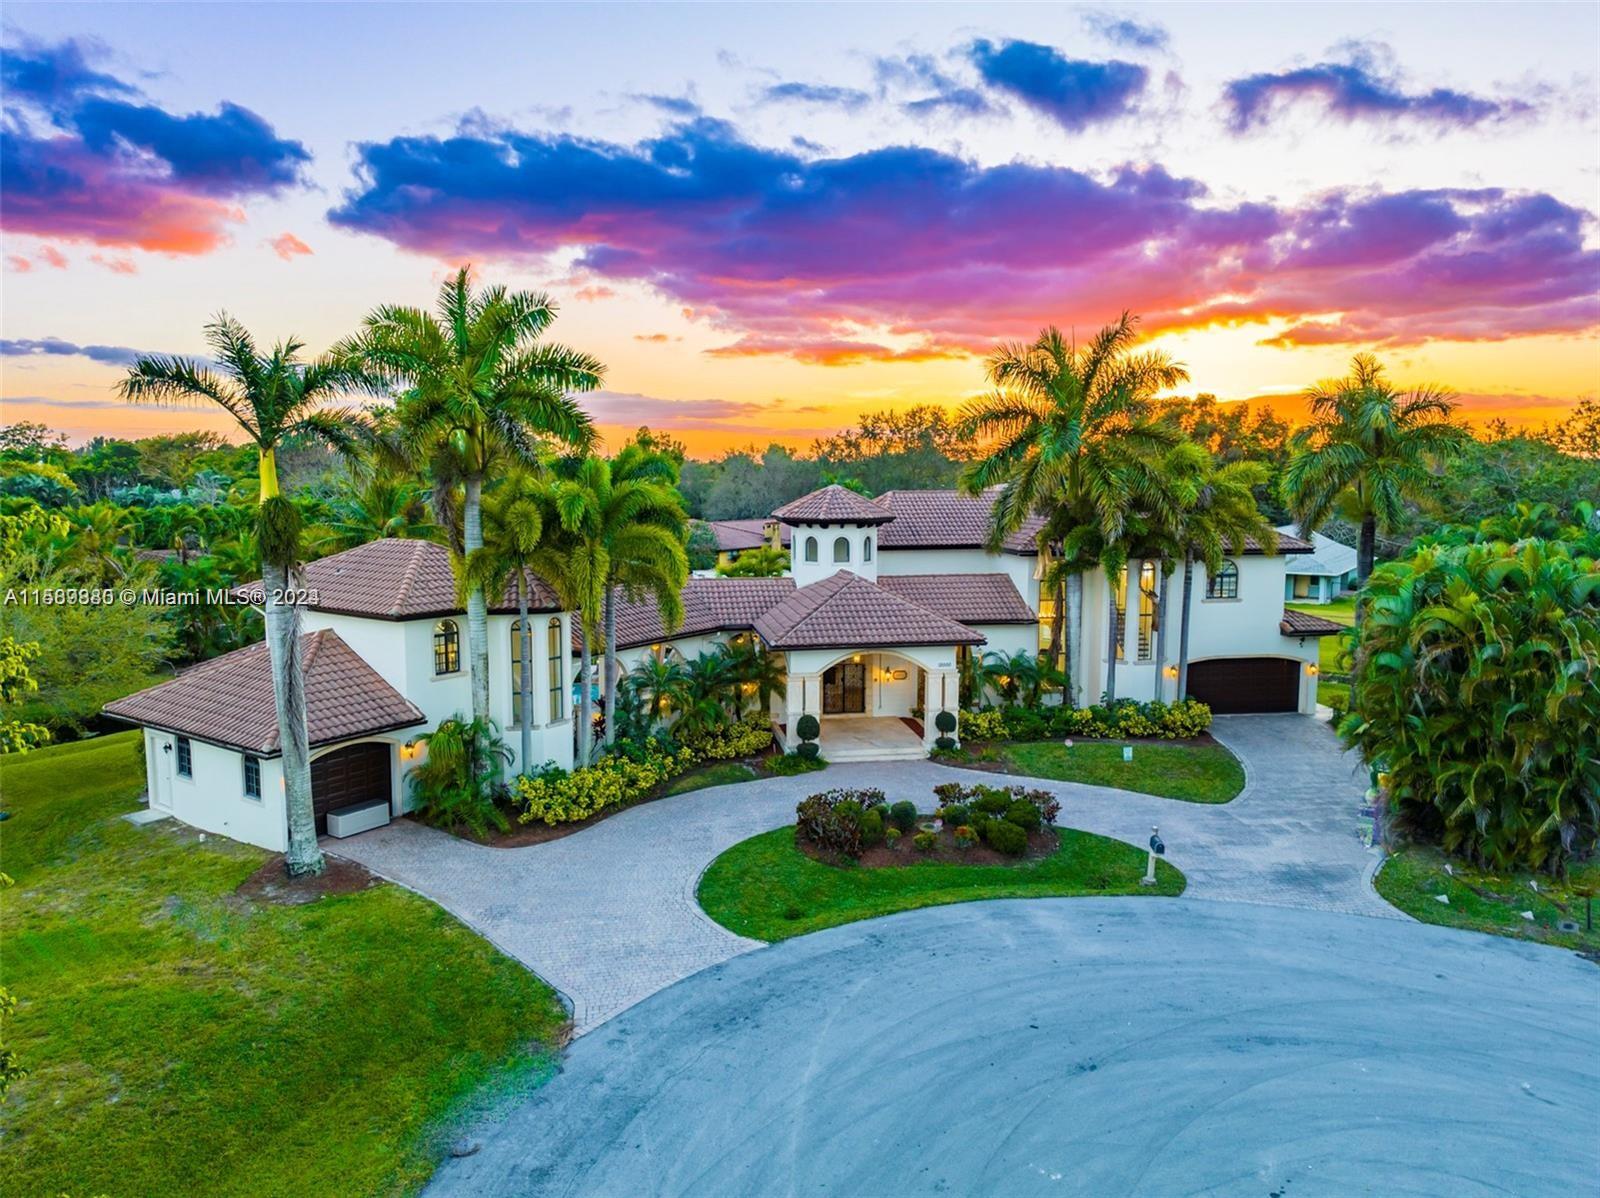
[627,654,689,735]
[1283,353,1467,583]
[342,268,601,724]
[120,314,370,877]
[316,468,438,553]
[958,314,1186,704]
[463,471,546,774]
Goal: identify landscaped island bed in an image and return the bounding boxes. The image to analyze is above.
[953,739,1246,804]
[699,782,1184,941]
[1,732,567,1197]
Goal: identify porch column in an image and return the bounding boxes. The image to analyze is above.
[922,668,960,750]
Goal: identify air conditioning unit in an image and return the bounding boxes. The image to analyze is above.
[326,799,391,838]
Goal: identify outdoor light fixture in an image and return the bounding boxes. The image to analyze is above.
[852,653,862,663]
[1307,664,1319,675]
[1164,665,1179,678]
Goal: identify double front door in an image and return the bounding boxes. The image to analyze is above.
[822,661,867,714]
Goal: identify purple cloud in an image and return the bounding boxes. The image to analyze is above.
[873,54,1004,119]
[0,336,149,366]
[967,39,1147,132]
[1224,50,1533,132]
[0,37,311,253]
[761,82,872,112]
[1083,12,1170,52]
[328,116,1599,358]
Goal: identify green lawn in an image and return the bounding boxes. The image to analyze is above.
[698,825,1185,941]
[1,732,568,1197]
[1287,598,1356,676]
[1374,844,1600,955]
[660,760,758,796]
[981,741,1245,803]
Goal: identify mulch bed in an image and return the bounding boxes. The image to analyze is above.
[235,854,382,905]
[799,825,1059,869]
[438,752,779,848]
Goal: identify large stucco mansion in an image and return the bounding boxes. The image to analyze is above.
[107,484,1340,852]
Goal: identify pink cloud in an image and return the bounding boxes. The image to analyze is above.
[39,246,68,269]
[6,256,32,273]
[268,232,313,260]
[89,252,138,274]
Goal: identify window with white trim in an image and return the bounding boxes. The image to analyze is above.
[433,619,461,674]
[242,754,261,799]
[832,536,851,563]
[1206,561,1239,600]
[176,736,193,778]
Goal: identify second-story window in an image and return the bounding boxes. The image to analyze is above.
[433,619,461,675]
[833,536,851,563]
[804,536,819,562]
[1206,561,1239,600]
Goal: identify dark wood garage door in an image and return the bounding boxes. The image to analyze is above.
[311,742,392,833]
[1186,658,1300,714]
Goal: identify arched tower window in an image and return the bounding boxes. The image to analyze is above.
[804,536,819,562]
[832,536,851,563]
[1206,561,1240,600]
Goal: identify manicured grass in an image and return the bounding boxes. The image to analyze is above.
[1374,844,1600,955]
[982,740,1245,803]
[1287,598,1356,675]
[661,760,758,796]
[1317,680,1350,711]
[698,825,1184,941]
[2,732,568,1197]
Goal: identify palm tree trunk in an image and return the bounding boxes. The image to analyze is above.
[517,572,532,776]
[603,587,618,746]
[463,475,491,723]
[1066,572,1083,707]
[265,558,322,876]
[578,628,594,767]
[1154,564,1169,703]
[1358,515,1377,583]
[1105,567,1119,703]
[1177,552,1195,700]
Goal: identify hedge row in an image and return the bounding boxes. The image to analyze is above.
[958,698,1212,743]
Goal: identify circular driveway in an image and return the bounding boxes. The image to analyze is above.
[430,899,1597,1197]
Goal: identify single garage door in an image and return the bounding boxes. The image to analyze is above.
[311,742,392,833]
[1186,658,1299,714]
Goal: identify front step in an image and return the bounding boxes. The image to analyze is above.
[822,744,928,763]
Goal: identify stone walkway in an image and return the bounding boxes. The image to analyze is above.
[331,713,1393,1033]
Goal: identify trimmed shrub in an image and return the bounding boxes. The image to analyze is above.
[932,781,966,804]
[859,807,885,848]
[885,826,902,850]
[517,742,699,826]
[796,713,820,742]
[959,708,1008,740]
[937,802,970,827]
[679,713,773,761]
[912,830,938,852]
[989,698,1212,741]
[1004,799,1042,832]
[974,788,1010,817]
[795,741,821,760]
[953,825,978,850]
[985,819,1028,857]
[1000,705,1049,741]
[770,751,826,776]
[934,735,956,751]
[934,709,957,734]
[794,788,889,860]
[888,800,918,833]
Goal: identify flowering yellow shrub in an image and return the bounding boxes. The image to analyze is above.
[517,745,696,826]
[960,708,1008,740]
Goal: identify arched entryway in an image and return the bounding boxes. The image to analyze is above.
[821,660,867,713]
[310,741,393,833]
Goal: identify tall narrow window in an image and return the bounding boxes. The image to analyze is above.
[804,536,819,562]
[1038,594,1056,655]
[832,536,851,563]
[1137,561,1156,661]
[433,619,460,675]
[547,618,564,721]
[1206,561,1239,600]
[1112,569,1126,661]
[176,736,193,778]
[863,537,873,561]
[510,620,525,728]
[242,754,261,799]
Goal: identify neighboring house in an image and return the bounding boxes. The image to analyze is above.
[1277,525,1358,603]
[698,518,787,573]
[106,538,576,852]
[106,485,1340,852]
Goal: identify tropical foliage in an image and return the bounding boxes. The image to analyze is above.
[1342,506,1600,873]
[406,715,514,839]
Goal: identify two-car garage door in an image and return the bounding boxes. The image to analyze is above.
[1185,658,1300,714]
[310,742,392,833]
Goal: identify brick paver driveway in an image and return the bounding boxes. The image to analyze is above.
[333,714,1394,1033]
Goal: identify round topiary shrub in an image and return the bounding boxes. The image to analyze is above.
[888,800,918,833]
[975,789,1010,816]
[796,713,820,742]
[934,709,957,734]
[912,830,938,852]
[986,819,1028,857]
[938,802,970,828]
[859,807,885,847]
[795,742,820,760]
[935,735,956,751]
[1004,799,1042,832]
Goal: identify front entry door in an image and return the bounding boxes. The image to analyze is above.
[823,662,867,714]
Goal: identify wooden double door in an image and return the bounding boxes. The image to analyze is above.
[822,662,867,714]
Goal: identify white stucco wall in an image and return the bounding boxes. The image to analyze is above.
[145,727,288,852]
[789,522,881,586]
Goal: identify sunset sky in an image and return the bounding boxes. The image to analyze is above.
[3,2,1597,454]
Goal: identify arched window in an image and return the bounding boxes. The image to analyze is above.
[804,536,819,562]
[547,618,564,721]
[433,619,460,675]
[1206,561,1239,600]
[863,536,873,561]
[832,536,851,563]
[510,620,526,727]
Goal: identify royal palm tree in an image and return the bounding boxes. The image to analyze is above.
[958,314,1186,703]
[1283,353,1467,583]
[120,314,370,876]
[342,268,601,725]
[463,471,546,774]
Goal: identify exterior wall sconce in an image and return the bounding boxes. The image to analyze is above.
[852,653,862,663]
[1306,664,1319,676]
[1164,666,1179,679]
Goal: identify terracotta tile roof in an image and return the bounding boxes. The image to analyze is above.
[1279,609,1347,637]
[873,490,1044,554]
[772,484,894,525]
[104,630,426,755]
[241,539,564,620]
[704,519,775,552]
[877,574,1037,625]
[754,571,984,650]
[606,576,798,650]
